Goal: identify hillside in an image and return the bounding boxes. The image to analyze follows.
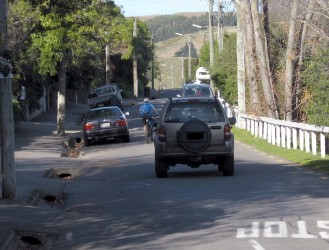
[139,12,237,90]
[153,26,237,90]
[138,12,207,22]
[144,12,236,42]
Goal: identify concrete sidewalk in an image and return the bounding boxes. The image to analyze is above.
[0,99,138,248]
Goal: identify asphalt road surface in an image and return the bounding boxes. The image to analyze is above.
[54,96,329,249]
[6,93,329,249]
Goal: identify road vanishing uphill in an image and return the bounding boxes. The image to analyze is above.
[1,97,329,250]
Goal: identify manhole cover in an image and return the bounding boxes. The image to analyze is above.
[45,168,78,180]
[57,173,72,180]
[20,235,42,245]
[45,167,109,180]
[28,190,67,209]
[5,230,58,249]
[61,136,85,158]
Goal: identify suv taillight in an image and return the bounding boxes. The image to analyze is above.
[158,126,166,142]
[224,124,232,141]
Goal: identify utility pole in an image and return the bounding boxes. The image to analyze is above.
[105,44,110,84]
[0,0,16,200]
[180,57,185,85]
[188,36,191,81]
[151,59,154,90]
[132,17,138,98]
[208,0,214,68]
[151,35,154,90]
[235,1,246,118]
[170,64,174,88]
[218,1,224,52]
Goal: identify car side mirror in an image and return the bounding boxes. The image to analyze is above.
[125,112,130,116]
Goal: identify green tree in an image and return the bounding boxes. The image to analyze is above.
[301,47,329,126]
[8,0,49,116]
[134,19,155,90]
[27,0,129,135]
[198,42,210,68]
[212,33,237,105]
[198,33,237,105]
[174,42,197,58]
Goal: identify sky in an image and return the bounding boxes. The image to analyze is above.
[113,0,210,17]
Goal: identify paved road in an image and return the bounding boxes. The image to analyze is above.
[1,96,329,249]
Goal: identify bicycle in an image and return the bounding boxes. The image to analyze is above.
[142,114,157,143]
[145,116,157,143]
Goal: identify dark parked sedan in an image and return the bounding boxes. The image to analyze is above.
[83,106,130,146]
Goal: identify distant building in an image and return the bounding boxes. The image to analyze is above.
[195,67,210,84]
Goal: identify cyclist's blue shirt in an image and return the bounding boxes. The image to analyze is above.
[140,103,155,116]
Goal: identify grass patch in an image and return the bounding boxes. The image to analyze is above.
[232,127,329,175]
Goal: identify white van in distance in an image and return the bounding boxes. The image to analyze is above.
[195,67,211,84]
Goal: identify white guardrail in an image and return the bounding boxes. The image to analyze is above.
[233,112,329,158]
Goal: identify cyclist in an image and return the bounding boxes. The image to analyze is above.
[139,98,158,137]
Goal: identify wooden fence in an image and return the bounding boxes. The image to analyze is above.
[234,113,329,158]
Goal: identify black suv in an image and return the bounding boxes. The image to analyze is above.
[154,97,236,178]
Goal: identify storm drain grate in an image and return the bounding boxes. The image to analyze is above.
[43,195,59,203]
[45,166,108,180]
[3,230,57,249]
[45,168,80,180]
[57,173,72,180]
[20,235,42,245]
[61,136,85,158]
[28,190,67,209]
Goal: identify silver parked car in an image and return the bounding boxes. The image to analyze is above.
[154,96,236,178]
[87,83,123,110]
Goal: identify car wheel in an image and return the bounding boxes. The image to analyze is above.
[223,155,234,176]
[178,120,211,153]
[155,157,168,178]
[122,133,130,142]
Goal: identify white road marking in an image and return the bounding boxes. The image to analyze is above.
[237,220,329,239]
[249,239,266,250]
[264,221,288,238]
[237,222,260,238]
[318,221,329,239]
[291,221,317,238]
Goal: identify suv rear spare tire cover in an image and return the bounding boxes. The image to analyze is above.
[178,120,211,153]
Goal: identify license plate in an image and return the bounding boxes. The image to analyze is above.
[100,122,111,128]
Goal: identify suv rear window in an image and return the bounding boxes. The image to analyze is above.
[164,102,225,123]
